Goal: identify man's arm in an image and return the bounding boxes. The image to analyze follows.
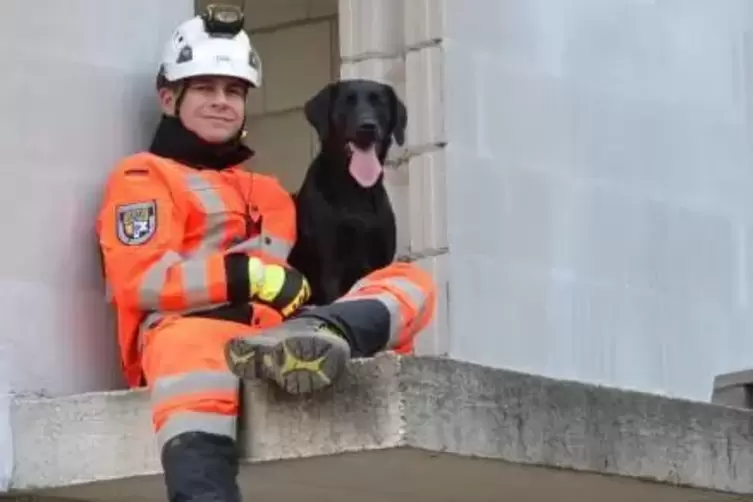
[97,161,252,312]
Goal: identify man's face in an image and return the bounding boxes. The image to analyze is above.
[160,76,247,143]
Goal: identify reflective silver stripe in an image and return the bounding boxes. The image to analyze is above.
[157,411,237,449]
[138,251,182,308]
[142,311,164,330]
[262,232,293,260]
[381,278,427,310]
[151,370,238,406]
[178,258,211,306]
[226,235,260,253]
[347,278,370,294]
[227,233,292,261]
[341,277,430,349]
[349,277,428,310]
[186,174,227,253]
[337,293,403,348]
[137,300,231,350]
[138,311,164,349]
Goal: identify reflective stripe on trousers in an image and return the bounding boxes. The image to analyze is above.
[337,277,429,349]
[138,303,228,351]
[152,370,239,450]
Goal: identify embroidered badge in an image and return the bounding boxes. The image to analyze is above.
[116,201,157,246]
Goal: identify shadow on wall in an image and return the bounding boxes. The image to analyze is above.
[0,0,193,398]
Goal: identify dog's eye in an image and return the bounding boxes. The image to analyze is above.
[368,92,382,104]
[345,93,357,106]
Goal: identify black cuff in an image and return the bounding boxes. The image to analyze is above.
[300,299,391,357]
[224,253,250,303]
[269,269,304,310]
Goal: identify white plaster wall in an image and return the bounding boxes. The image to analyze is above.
[0,0,193,399]
[443,0,753,401]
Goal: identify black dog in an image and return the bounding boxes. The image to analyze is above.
[288,79,407,306]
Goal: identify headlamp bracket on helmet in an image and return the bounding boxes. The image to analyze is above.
[202,4,244,38]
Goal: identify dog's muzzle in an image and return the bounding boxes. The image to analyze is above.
[352,119,380,149]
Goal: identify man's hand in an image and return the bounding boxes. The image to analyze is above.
[248,257,311,318]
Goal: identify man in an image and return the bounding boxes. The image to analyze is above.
[96,5,436,502]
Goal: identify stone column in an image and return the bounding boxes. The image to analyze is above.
[339,0,449,355]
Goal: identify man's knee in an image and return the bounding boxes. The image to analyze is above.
[318,261,437,354]
[361,262,437,294]
[142,316,248,379]
[346,261,437,328]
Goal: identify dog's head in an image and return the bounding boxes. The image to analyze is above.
[304,79,407,188]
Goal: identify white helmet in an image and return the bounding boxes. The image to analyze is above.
[159,4,261,87]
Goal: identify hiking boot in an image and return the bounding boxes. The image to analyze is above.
[161,432,240,502]
[224,317,351,395]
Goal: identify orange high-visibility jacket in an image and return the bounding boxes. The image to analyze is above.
[97,152,295,387]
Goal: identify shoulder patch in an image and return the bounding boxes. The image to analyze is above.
[116,201,157,246]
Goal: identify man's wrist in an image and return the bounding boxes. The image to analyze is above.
[224,253,251,302]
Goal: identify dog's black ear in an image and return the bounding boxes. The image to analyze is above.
[386,86,407,146]
[304,82,337,141]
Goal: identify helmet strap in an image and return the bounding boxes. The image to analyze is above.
[173,81,188,119]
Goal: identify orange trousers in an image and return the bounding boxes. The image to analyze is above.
[142,262,436,450]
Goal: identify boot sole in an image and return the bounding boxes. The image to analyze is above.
[224,334,349,395]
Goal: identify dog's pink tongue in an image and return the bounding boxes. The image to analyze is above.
[348,144,382,187]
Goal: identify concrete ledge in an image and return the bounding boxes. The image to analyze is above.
[712,368,753,409]
[8,356,753,501]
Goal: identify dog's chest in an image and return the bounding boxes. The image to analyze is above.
[333,204,392,249]
[338,206,377,230]
[327,195,383,230]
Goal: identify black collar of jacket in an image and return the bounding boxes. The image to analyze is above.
[149,114,254,170]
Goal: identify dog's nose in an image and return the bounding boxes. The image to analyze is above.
[355,120,379,147]
[357,120,378,135]
[356,119,378,141]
